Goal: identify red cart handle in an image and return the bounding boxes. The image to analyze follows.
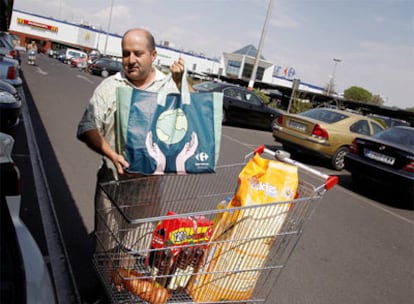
[251,145,338,191]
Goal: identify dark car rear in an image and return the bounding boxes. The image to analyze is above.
[194,81,283,130]
[88,57,122,78]
[345,126,414,201]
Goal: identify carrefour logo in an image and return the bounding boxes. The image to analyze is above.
[195,152,209,162]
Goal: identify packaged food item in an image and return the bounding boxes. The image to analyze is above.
[212,196,231,226]
[146,211,214,291]
[111,268,170,304]
[167,247,193,290]
[148,211,213,255]
[150,249,173,287]
[188,153,298,302]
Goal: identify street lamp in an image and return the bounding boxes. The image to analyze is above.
[248,0,274,90]
[103,0,114,56]
[327,58,341,96]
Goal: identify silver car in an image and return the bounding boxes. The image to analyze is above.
[0,132,57,303]
[0,55,22,87]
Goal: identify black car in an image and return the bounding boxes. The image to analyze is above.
[0,79,22,131]
[88,57,123,77]
[345,126,414,201]
[193,81,283,130]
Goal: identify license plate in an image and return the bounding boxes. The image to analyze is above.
[364,149,395,165]
[288,120,306,131]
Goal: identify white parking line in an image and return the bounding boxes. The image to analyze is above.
[337,181,414,225]
[35,67,48,75]
[222,133,257,149]
[76,74,95,84]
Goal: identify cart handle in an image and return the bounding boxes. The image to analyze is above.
[250,145,338,191]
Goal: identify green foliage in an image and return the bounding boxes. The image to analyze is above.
[288,92,313,113]
[253,89,270,104]
[371,117,388,128]
[344,86,372,102]
[370,94,384,106]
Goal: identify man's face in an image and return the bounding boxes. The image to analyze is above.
[121,32,156,83]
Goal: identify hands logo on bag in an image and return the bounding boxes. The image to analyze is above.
[146,131,199,174]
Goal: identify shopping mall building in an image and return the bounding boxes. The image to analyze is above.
[8,9,327,95]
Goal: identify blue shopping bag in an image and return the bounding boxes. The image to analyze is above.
[116,77,223,175]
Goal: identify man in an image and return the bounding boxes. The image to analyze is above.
[78,28,191,178]
[77,28,192,255]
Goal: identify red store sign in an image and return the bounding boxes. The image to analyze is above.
[17,18,58,32]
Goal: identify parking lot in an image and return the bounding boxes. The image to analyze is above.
[6,52,414,304]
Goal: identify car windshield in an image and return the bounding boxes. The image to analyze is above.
[374,127,414,148]
[300,109,348,123]
[193,82,224,91]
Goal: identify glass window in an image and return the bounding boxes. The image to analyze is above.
[226,60,241,76]
[245,91,262,106]
[242,63,253,79]
[350,120,370,135]
[375,127,414,148]
[371,121,384,135]
[301,109,348,123]
[223,88,243,100]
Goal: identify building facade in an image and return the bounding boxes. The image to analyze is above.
[9,9,326,95]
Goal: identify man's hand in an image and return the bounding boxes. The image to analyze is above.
[170,57,185,90]
[109,153,130,175]
[170,57,195,92]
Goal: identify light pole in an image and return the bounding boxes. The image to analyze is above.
[248,0,274,90]
[103,0,114,56]
[327,58,341,96]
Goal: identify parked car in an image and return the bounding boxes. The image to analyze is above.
[344,126,414,201]
[272,108,385,170]
[0,31,21,65]
[88,57,123,77]
[70,56,88,69]
[63,48,87,64]
[193,81,283,130]
[46,48,58,58]
[0,80,22,131]
[367,114,410,128]
[0,55,22,87]
[56,49,66,62]
[0,132,57,303]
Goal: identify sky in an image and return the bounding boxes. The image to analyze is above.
[13,0,414,109]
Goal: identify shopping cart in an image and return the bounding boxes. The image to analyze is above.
[93,146,338,304]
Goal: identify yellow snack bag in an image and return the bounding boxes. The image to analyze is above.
[188,153,298,302]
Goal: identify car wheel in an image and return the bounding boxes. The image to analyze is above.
[101,70,109,78]
[271,118,278,131]
[331,146,349,171]
[222,109,228,124]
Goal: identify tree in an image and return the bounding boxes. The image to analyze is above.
[370,94,384,106]
[343,86,372,102]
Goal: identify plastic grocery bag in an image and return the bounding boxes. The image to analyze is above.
[187,153,298,302]
[116,72,223,175]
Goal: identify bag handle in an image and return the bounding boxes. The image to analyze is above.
[156,65,191,106]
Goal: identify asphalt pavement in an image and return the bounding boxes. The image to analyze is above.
[9,53,414,304]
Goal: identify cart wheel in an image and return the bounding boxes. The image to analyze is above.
[331,146,348,171]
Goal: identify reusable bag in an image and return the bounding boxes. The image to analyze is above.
[116,72,223,175]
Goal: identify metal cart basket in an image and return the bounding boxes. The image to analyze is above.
[93,146,337,304]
